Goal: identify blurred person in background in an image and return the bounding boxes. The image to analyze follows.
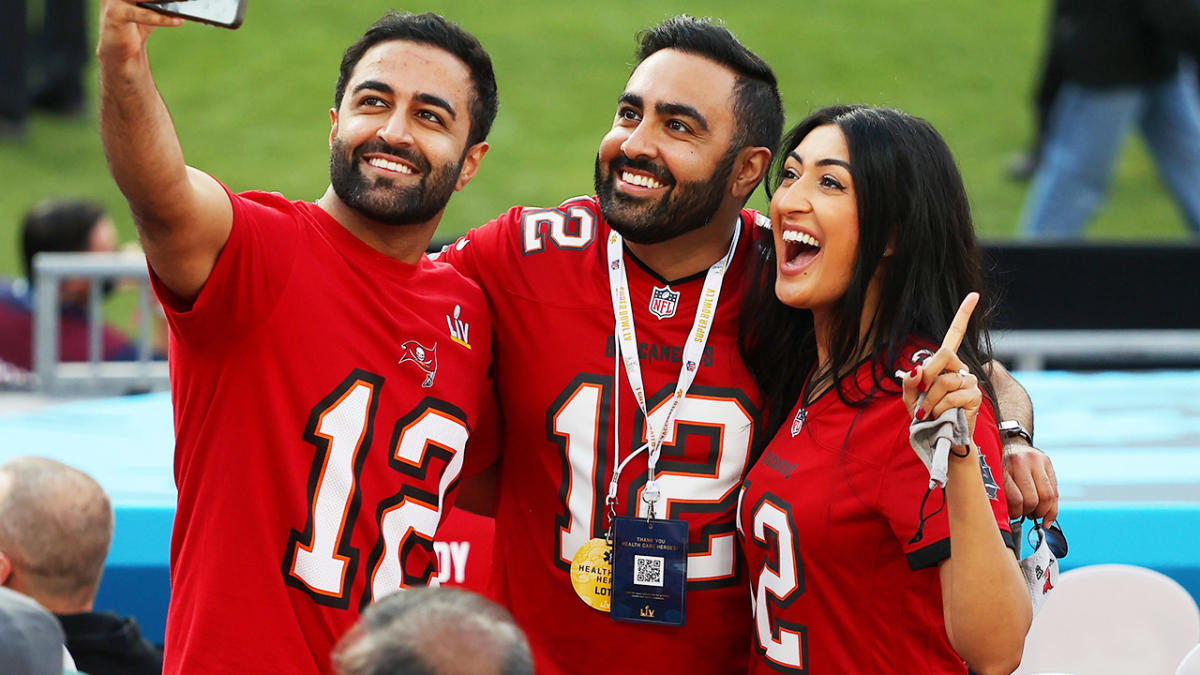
[1005,13,1063,182]
[332,587,532,675]
[0,0,89,142]
[1019,0,1200,238]
[0,456,163,675]
[0,198,159,375]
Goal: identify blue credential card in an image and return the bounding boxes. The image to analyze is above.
[610,516,688,626]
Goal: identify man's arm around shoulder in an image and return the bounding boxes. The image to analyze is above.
[987,360,1059,524]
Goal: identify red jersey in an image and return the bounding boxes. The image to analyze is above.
[439,196,763,675]
[736,356,1013,674]
[152,189,493,673]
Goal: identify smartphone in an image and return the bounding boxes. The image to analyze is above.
[138,0,247,29]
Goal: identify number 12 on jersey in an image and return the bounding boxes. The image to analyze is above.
[283,370,469,609]
[551,374,756,588]
[740,486,809,672]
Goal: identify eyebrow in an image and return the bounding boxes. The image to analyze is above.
[617,93,709,132]
[351,80,457,120]
[657,102,709,132]
[415,92,457,121]
[352,80,393,98]
[789,151,851,170]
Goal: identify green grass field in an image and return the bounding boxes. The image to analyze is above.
[1,0,1193,280]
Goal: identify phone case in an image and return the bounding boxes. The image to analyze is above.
[138,0,247,29]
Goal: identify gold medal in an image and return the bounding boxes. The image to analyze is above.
[569,537,613,612]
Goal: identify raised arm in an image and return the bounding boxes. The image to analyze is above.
[98,0,234,301]
[907,295,1031,674]
[987,360,1059,524]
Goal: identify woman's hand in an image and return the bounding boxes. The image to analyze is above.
[902,293,982,438]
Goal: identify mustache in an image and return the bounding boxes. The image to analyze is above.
[608,156,674,187]
[353,140,431,174]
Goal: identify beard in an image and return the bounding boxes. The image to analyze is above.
[329,137,462,226]
[594,145,739,245]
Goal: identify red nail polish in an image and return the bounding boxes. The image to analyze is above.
[916,409,926,420]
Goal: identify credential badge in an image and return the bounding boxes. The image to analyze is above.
[649,285,680,320]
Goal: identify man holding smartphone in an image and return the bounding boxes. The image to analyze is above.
[97,3,499,672]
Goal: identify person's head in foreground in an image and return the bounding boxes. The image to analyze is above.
[0,585,66,675]
[332,586,533,675]
[0,456,114,614]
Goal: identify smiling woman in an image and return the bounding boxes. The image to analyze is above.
[770,124,860,315]
[737,105,1032,674]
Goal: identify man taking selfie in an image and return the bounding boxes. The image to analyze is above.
[97,3,498,672]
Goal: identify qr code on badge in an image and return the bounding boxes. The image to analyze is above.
[634,555,664,587]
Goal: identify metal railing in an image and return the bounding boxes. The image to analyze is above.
[32,251,169,394]
[990,329,1200,371]
[22,255,1200,391]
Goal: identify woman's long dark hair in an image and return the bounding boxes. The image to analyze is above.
[739,105,995,441]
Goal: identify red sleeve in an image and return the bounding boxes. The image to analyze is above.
[434,208,518,514]
[463,380,503,479]
[149,185,303,353]
[877,398,1013,570]
[435,205,525,288]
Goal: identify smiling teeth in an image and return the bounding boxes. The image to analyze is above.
[782,230,820,248]
[368,157,415,174]
[621,171,664,189]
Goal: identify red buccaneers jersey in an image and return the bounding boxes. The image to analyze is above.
[736,356,1013,674]
[152,189,493,673]
[439,196,763,675]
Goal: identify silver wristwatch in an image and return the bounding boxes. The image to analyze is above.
[998,419,1033,444]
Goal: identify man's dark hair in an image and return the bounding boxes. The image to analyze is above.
[635,15,783,154]
[20,199,107,281]
[332,587,533,675]
[334,12,499,147]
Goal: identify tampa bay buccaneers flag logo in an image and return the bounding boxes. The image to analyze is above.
[399,340,438,388]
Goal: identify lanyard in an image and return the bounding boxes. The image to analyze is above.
[603,219,741,521]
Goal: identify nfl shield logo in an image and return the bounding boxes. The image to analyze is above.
[649,285,680,320]
[790,408,807,437]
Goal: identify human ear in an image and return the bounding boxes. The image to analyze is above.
[0,552,12,586]
[454,142,490,191]
[730,146,772,199]
[882,230,898,258]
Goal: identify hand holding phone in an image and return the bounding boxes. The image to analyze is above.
[137,0,247,29]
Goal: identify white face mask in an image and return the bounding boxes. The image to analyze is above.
[1019,521,1066,616]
